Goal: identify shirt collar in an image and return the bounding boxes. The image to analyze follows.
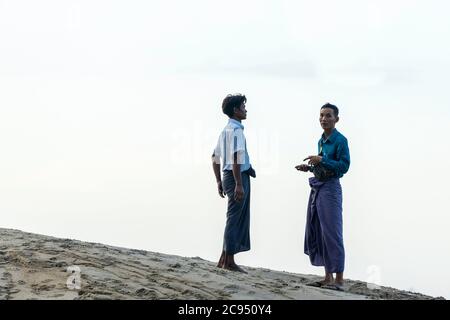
[321,128,338,144]
[228,118,244,129]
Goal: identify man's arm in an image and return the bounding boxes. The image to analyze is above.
[212,153,224,198]
[232,152,244,202]
[320,138,350,175]
[304,138,350,175]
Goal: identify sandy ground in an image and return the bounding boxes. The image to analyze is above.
[0,228,444,300]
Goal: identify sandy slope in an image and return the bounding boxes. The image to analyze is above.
[0,228,443,300]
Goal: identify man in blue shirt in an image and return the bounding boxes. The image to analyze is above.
[211,94,255,273]
[296,103,350,291]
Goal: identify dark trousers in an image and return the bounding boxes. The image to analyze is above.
[304,177,345,273]
[222,170,251,255]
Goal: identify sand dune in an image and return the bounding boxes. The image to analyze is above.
[0,228,443,300]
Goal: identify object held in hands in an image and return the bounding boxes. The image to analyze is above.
[310,163,335,182]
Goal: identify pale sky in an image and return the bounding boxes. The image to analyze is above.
[1,0,449,298]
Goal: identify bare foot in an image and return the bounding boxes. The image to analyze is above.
[307,274,334,287]
[216,252,225,268]
[319,279,334,286]
[224,264,247,274]
[322,281,345,291]
[307,279,333,287]
[320,274,334,286]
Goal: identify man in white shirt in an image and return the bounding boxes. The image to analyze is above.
[211,94,255,273]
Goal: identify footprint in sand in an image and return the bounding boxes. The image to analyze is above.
[135,288,158,298]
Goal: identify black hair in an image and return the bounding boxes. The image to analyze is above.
[222,94,247,118]
[321,103,339,117]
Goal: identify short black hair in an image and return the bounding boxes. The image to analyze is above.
[222,94,247,118]
[321,103,339,117]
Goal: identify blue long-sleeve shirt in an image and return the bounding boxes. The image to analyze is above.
[318,128,350,178]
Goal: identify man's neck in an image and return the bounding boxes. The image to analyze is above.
[230,117,241,123]
[323,128,334,138]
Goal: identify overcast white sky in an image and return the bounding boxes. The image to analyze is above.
[1,0,449,298]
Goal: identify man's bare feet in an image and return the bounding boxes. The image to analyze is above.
[319,279,334,286]
[322,281,345,291]
[321,273,334,285]
[219,253,246,273]
[335,272,344,285]
[223,264,247,274]
[306,279,333,287]
[332,279,345,290]
[307,272,334,287]
[321,272,345,291]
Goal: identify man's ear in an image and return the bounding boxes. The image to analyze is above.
[335,116,339,123]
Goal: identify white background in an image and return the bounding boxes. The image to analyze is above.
[1,0,449,298]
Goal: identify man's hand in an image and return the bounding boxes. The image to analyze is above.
[234,184,244,202]
[304,155,322,166]
[295,164,310,172]
[217,181,225,198]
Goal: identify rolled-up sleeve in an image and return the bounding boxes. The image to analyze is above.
[212,134,222,164]
[232,128,246,165]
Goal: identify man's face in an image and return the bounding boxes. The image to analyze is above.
[234,102,247,120]
[320,107,338,130]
